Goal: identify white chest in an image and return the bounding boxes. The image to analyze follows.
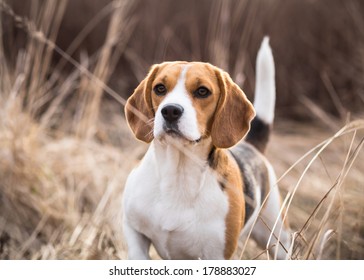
[123,142,229,259]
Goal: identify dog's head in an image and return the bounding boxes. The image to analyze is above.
[125,62,255,148]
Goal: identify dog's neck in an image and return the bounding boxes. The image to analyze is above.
[151,136,215,200]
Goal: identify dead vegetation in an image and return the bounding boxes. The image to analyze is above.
[0,0,363,259]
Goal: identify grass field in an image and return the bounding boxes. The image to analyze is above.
[0,0,363,259]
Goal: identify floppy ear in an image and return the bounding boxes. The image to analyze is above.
[125,65,159,143]
[211,69,255,148]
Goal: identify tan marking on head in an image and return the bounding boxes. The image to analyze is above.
[178,62,256,147]
[184,63,221,137]
[150,62,186,112]
[126,61,255,147]
[125,62,186,142]
[210,148,245,260]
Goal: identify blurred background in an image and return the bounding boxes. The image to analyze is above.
[0,0,363,260]
[3,0,364,119]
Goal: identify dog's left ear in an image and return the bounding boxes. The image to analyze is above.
[211,69,255,148]
[125,65,159,143]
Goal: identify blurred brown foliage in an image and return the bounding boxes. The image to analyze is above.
[2,0,364,119]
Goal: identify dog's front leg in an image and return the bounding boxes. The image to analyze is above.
[123,219,151,260]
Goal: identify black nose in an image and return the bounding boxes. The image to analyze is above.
[161,104,184,123]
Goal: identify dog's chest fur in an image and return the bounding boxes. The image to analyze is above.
[123,141,229,259]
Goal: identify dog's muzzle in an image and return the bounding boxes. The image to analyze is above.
[158,103,201,143]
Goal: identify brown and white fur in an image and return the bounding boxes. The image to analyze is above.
[122,37,292,260]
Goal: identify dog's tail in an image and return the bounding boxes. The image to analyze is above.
[246,36,276,153]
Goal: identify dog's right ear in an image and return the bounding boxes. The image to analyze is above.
[125,65,159,143]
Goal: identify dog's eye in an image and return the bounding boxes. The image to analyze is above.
[194,86,211,98]
[154,84,167,96]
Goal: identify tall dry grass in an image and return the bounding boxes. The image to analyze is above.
[0,0,141,259]
[0,0,363,260]
[271,121,364,259]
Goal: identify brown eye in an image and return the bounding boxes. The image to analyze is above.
[154,84,167,96]
[194,86,211,98]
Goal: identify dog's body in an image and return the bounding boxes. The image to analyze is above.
[123,38,291,260]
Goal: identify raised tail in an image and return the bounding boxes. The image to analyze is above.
[246,36,276,153]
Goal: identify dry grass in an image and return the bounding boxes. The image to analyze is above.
[0,0,141,259]
[0,0,363,260]
[267,120,364,259]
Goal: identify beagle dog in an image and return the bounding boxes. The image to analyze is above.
[122,37,291,260]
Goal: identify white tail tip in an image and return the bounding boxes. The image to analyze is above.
[254,36,276,124]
